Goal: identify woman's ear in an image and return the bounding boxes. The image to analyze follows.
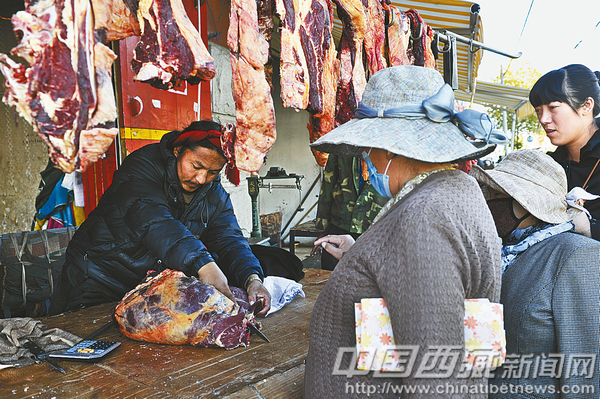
[173,146,181,158]
[582,97,594,116]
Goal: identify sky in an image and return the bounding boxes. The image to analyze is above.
[473,0,600,82]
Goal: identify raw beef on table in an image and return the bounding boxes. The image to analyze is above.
[114,269,261,349]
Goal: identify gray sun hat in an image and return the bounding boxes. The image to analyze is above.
[470,149,581,224]
[310,65,505,162]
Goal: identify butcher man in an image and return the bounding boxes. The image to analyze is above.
[49,120,271,316]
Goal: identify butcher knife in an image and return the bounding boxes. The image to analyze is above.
[248,323,270,343]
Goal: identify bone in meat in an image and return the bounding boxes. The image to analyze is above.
[384,5,411,66]
[130,0,216,89]
[115,269,260,349]
[228,0,276,173]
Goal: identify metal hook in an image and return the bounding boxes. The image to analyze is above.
[385,9,395,28]
[436,32,452,54]
[410,21,422,41]
[469,39,479,54]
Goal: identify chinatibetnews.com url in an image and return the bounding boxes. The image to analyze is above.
[345,381,596,397]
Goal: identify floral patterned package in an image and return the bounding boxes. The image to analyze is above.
[355,298,402,371]
[355,298,506,372]
[464,298,506,369]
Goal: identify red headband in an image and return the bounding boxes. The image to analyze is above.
[173,128,240,186]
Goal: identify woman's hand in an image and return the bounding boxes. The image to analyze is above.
[246,276,271,317]
[312,234,356,260]
[197,262,235,301]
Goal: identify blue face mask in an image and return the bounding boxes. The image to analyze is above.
[362,151,393,198]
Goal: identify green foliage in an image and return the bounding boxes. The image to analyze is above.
[486,63,544,140]
[514,135,524,150]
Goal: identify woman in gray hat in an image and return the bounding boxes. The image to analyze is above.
[304,65,505,398]
[471,149,600,398]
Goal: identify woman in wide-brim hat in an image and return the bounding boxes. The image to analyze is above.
[304,65,504,399]
[470,149,600,398]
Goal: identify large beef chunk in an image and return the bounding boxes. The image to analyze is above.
[114,269,259,349]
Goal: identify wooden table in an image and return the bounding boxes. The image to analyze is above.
[1,269,330,399]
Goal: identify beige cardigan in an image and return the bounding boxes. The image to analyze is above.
[305,170,501,399]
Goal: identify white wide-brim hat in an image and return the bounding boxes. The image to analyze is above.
[470,149,581,224]
[310,65,499,163]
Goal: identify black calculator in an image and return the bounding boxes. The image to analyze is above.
[49,340,121,361]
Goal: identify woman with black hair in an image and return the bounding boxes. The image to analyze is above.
[50,120,271,315]
[530,64,600,238]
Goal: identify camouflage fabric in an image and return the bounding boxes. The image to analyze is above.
[316,154,387,234]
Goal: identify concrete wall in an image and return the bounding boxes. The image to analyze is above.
[0,9,49,234]
[210,42,321,243]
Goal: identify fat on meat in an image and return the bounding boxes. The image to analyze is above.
[0,0,118,173]
[114,269,260,349]
[91,0,141,41]
[228,0,276,173]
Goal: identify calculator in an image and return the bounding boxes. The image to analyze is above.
[49,340,121,361]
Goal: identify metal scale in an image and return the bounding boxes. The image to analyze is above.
[247,167,304,238]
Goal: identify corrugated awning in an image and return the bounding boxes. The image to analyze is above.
[331,0,484,94]
[454,81,534,120]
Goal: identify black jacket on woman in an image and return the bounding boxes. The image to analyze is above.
[60,130,263,310]
[550,128,600,239]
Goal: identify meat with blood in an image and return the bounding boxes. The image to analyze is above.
[114,269,261,349]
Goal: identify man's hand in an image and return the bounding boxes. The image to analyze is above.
[246,275,271,317]
[313,234,355,260]
[197,262,235,301]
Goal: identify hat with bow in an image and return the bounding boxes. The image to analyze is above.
[310,65,507,162]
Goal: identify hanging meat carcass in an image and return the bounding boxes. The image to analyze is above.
[383,4,411,67]
[128,0,216,89]
[115,269,262,349]
[228,0,277,173]
[0,0,118,173]
[405,9,436,69]
[332,0,367,126]
[304,0,338,167]
[362,0,387,78]
[0,0,216,173]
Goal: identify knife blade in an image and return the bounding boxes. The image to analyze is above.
[248,323,270,343]
[24,342,66,374]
